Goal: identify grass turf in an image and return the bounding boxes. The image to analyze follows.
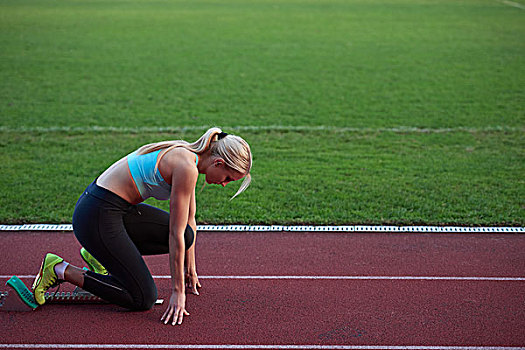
[0,129,523,225]
[0,0,523,225]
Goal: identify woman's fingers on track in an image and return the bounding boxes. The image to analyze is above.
[161,306,190,325]
[190,281,200,295]
[161,306,174,324]
[186,276,202,295]
[175,308,190,325]
[193,276,202,295]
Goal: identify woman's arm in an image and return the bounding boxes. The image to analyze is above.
[185,189,201,295]
[161,162,198,326]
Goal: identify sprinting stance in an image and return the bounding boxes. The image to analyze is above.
[31,128,252,325]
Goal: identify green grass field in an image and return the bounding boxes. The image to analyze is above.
[1,0,523,225]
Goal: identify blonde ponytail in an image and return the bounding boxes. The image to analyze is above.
[136,127,222,156]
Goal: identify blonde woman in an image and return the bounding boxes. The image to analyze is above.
[31,128,252,325]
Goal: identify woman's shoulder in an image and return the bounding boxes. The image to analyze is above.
[159,147,198,178]
[163,147,196,163]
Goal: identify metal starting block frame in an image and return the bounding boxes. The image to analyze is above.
[1,275,163,312]
[45,288,108,304]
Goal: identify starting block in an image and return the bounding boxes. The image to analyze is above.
[0,276,38,311]
[0,275,164,312]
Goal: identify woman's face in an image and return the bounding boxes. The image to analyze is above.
[205,159,244,187]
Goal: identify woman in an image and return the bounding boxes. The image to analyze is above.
[31,127,252,325]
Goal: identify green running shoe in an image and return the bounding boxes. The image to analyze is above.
[80,247,108,275]
[32,253,64,305]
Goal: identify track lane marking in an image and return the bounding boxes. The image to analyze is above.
[1,275,524,281]
[0,344,524,349]
[1,125,523,134]
[1,224,524,233]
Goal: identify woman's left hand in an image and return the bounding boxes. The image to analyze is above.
[185,271,202,295]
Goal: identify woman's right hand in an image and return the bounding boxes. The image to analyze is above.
[185,270,202,295]
[161,291,189,325]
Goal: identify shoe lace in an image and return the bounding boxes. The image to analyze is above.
[43,276,63,290]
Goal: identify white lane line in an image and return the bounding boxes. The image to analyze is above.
[0,345,524,349]
[499,0,525,9]
[0,344,524,349]
[2,275,524,281]
[167,275,525,281]
[0,125,523,134]
[1,224,524,233]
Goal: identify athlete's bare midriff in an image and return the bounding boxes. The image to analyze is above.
[96,156,143,205]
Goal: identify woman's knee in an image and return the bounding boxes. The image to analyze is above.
[129,282,158,311]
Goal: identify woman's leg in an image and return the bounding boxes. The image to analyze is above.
[68,185,193,310]
[71,204,193,307]
[71,187,157,311]
[123,203,194,255]
[78,225,157,311]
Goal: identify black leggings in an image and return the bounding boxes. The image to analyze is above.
[72,180,194,311]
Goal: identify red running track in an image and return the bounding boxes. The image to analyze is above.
[0,231,524,349]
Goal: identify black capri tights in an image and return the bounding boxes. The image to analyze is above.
[72,180,194,311]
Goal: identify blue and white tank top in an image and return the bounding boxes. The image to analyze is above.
[127,149,198,201]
